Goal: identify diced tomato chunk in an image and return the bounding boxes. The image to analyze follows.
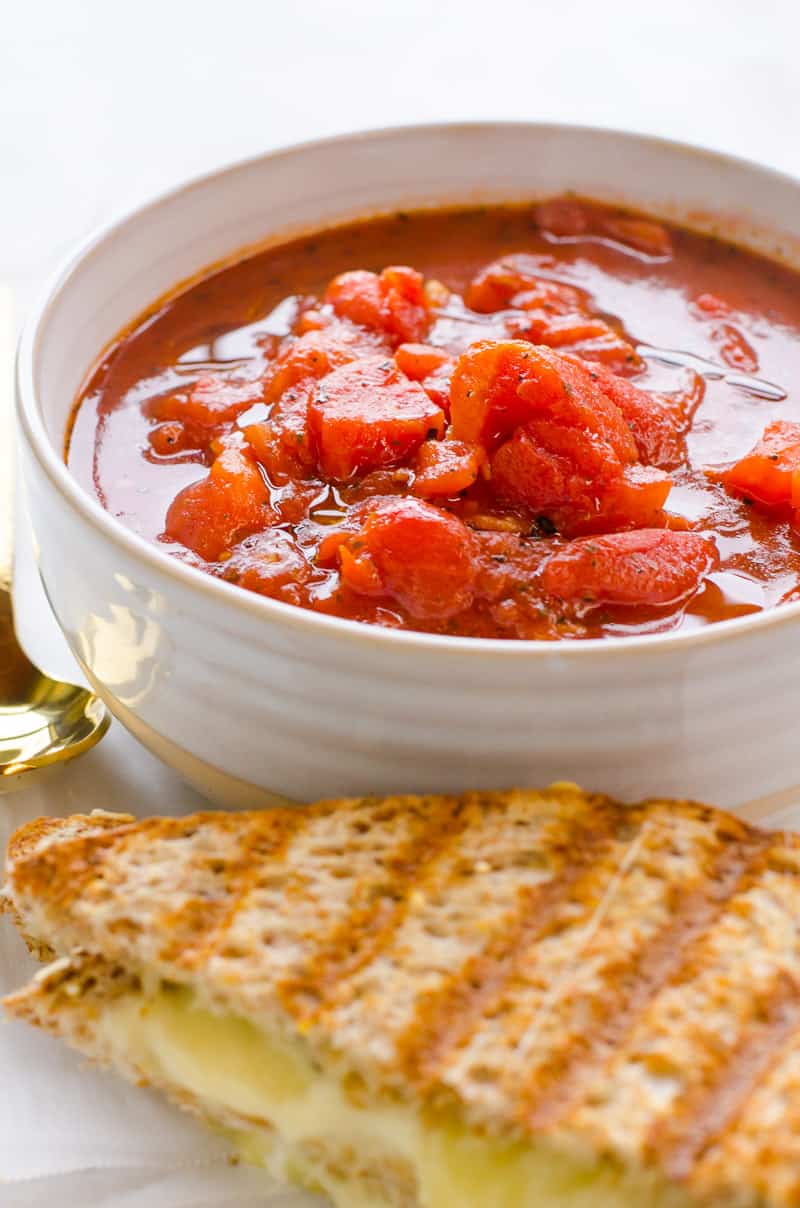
[492,420,617,512]
[395,342,451,379]
[338,543,385,595]
[308,357,444,481]
[575,360,686,469]
[466,256,584,314]
[325,266,430,344]
[451,340,637,462]
[244,382,316,483]
[325,270,383,328]
[412,440,483,498]
[571,464,673,534]
[294,308,327,334]
[542,529,718,610]
[517,311,611,347]
[491,425,580,523]
[381,266,430,342]
[534,199,591,239]
[693,292,731,318]
[452,340,658,534]
[186,375,265,426]
[267,322,386,402]
[535,201,672,260]
[511,313,638,372]
[334,497,478,619]
[225,529,314,601]
[164,447,271,560]
[450,340,554,448]
[562,334,642,373]
[464,258,639,371]
[721,421,800,511]
[600,216,672,259]
[244,419,276,470]
[147,421,196,457]
[491,428,664,536]
[147,374,264,431]
[713,323,759,373]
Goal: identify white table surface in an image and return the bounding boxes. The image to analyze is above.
[3,0,800,1203]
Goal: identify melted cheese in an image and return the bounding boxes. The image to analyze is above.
[98,987,695,1208]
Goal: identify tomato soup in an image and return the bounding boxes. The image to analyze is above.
[68,200,800,640]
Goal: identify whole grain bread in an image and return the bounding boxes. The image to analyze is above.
[5,786,800,1206]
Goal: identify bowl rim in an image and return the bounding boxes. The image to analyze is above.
[17,118,800,661]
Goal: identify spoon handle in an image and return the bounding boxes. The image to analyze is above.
[0,289,14,594]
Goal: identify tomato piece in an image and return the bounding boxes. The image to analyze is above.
[491,424,589,522]
[490,425,629,535]
[453,341,650,533]
[601,216,672,259]
[512,353,640,436]
[225,529,314,602]
[570,464,673,534]
[421,369,453,413]
[267,322,386,402]
[511,311,639,372]
[147,421,197,457]
[395,342,451,379]
[542,529,718,610]
[451,340,637,461]
[308,357,444,481]
[338,543,385,594]
[516,311,613,347]
[464,261,638,370]
[186,374,265,426]
[559,333,641,373]
[465,256,584,314]
[492,425,672,536]
[713,323,759,374]
[244,383,316,483]
[325,270,383,328]
[721,421,800,511]
[325,266,429,344]
[534,199,590,238]
[449,340,567,449]
[693,292,731,318]
[576,360,686,469]
[380,266,430,343]
[294,308,327,334]
[164,447,271,560]
[244,420,276,469]
[394,344,454,414]
[412,440,483,498]
[335,497,478,619]
[146,375,265,447]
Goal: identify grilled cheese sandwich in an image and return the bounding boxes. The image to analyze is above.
[5,787,800,1207]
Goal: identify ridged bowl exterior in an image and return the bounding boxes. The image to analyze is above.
[17,124,800,809]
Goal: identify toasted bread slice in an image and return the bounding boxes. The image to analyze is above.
[4,786,800,1207]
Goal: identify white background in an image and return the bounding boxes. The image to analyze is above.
[4,0,800,308]
[2,0,800,1203]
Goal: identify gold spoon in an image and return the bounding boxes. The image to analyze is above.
[0,288,109,787]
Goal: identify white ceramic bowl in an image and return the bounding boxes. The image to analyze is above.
[17,123,800,813]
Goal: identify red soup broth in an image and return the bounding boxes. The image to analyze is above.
[68,199,800,641]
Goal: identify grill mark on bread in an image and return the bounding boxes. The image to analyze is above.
[279,795,474,1020]
[396,797,626,1086]
[7,821,141,935]
[522,825,769,1129]
[653,971,800,1181]
[162,812,303,969]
